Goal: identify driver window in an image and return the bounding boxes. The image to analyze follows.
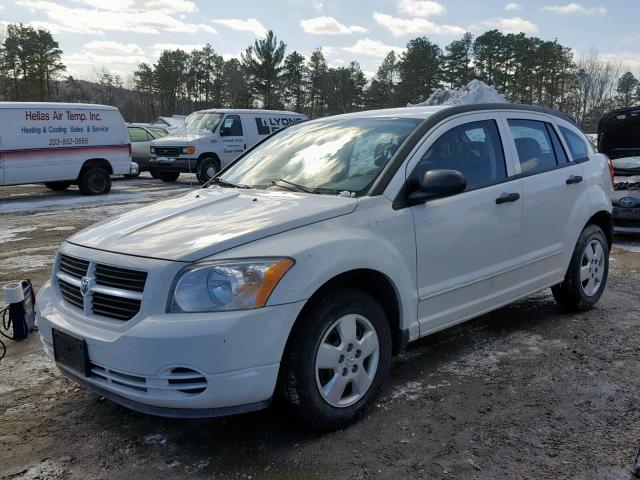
[220,115,243,136]
[414,120,507,190]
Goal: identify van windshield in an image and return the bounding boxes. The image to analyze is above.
[184,112,223,132]
[216,117,421,195]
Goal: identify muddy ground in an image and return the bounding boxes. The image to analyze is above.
[1,174,639,480]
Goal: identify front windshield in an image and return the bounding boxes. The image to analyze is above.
[184,112,223,132]
[218,117,421,194]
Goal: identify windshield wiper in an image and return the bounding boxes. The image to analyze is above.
[210,178,251,189]
[272,178,315,193]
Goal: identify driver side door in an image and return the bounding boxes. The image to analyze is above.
[406,113,524,336]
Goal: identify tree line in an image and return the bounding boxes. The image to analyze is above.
[1,22,639,132]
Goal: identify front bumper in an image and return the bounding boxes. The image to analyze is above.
[37,279,306,416]
[148,156,197,173]
[613,206,640,233]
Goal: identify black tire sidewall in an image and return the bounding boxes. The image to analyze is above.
[556,225,609,310]
[79,167,110,195]
[44,181,71,191]
[160,171,180,182]
[285,289,392,430]
[149,168,161,179]
[196,157,219,185]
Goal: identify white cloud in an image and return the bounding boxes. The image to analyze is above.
[599,52,640,70]
[64,52,148,66]
[342,38,405,58]
[76,0,197,14]
[473,16,538,33]
[16,0,216,35]
[212,18,267,37]
[505,3,522,11]
[542,3,606,14]
[373,12,465,37]
[84,40,145,55]
[300,16,366,35]
[397,0,445,17]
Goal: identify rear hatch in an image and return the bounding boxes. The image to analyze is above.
[598,107,640,159]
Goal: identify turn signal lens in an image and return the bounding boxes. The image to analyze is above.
[186,146,196,155]
[255,258,295,307]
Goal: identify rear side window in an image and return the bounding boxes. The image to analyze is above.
[508,120,558,174]
[128,127,151,142]
[559,126,589,162]
[547,125,569,164]
[416,119,506,190]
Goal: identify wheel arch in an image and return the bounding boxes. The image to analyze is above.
[285,268,405,356]
[197,152,221,169]
[79,158,113,178]
[586,210,613,248]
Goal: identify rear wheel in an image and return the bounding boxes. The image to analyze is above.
[552,224,609,311]
[159,171,180,182]
[44,181,72,192]
[196,157,219,184]
[282,288,392,431]
[78,167,111,195]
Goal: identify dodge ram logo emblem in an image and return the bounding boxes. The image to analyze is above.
[80,277,90,297]
[620,197,636,208]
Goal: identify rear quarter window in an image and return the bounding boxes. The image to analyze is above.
[559,126,590,161]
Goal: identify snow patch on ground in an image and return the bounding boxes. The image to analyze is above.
[616,241,640,253]
[0,227,38,244]
[0,254,55,275]
[143,433,168,446]
[0,191,154,215]
[45,226,76,232]
[409,79,507,107]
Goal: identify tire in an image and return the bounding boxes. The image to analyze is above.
[78,167,111,195]
[159,171,180,182]
[196,156,219,185]
[552,224,609,312]
[44,181,72,192]
[149,168,161,179]
[282,288,392,431]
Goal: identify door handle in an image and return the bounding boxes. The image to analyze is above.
[566,175,583,185]
[495,192,520,204]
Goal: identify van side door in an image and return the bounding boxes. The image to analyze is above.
[501,113,589,289]
[406,113,524,336]
[218,114,245,167]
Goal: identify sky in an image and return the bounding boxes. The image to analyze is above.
[0,0,638,81]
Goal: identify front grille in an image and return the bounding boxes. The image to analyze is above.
[155,146,181,157]
[615,217,640,228]
[92,292,141,321]
[59,279,83,310]
[56,254,147,321]
[60,254,89,277]
[95,264,147,292]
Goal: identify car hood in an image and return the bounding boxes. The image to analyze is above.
[150,130,208,145]
[68,188,358,262]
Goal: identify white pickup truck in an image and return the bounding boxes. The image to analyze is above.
[0,102,134,195]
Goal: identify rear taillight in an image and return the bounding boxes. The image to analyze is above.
[128,143,132,156]
[605,154,614,189]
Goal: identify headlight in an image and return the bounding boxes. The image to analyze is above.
[150,146,156,154]
[169,258,294,313]
[181,146,196,155]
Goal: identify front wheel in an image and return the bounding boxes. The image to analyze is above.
[282,288,392,431]
[78,167,111,195]
[196,157,219,184]
[149,168,161,179]
[552,224,609,312]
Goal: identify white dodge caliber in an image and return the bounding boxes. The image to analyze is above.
[36,104,614,430]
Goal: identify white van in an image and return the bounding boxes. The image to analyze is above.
[0,102,134,195]
[148,109,306,183]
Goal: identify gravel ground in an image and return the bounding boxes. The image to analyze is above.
[1,174,639,480]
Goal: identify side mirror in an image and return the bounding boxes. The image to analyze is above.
[407,169,467,206]
[220,126,231,136]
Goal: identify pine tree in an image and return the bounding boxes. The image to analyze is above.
[282,51,307,112]
[241,30,286,109]
[366,51,399,108]
[306,47,328,117]
[616,71,639,107]
[443,32,475,88]
[396,37,442,105]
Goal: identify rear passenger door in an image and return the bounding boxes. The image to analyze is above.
[501,113,589,287]
[408,113,523,335]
